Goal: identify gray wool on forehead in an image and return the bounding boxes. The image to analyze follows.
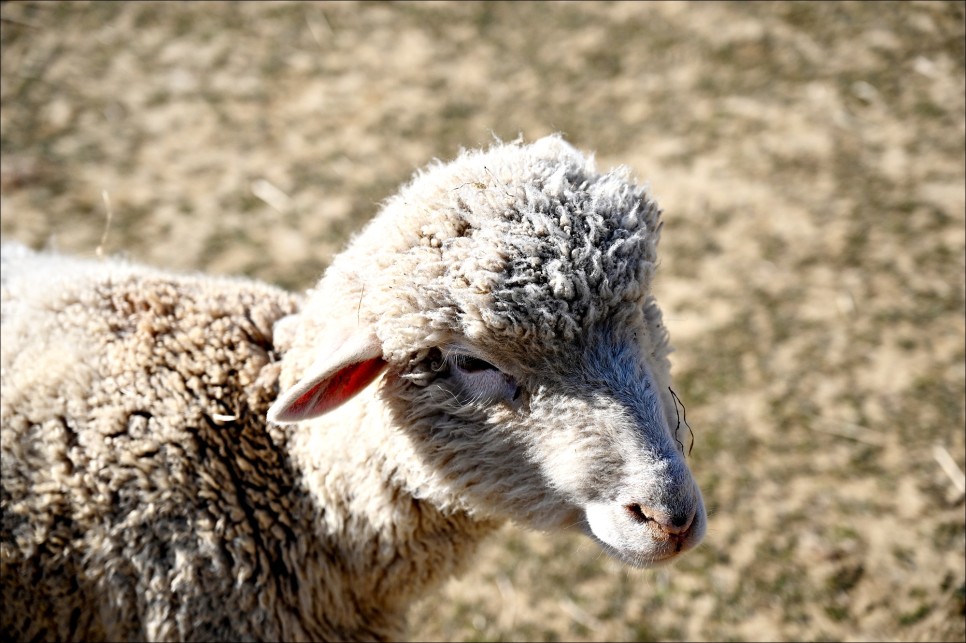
[293,135,664,375]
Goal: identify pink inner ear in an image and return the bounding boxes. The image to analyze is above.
[286,357,386,418]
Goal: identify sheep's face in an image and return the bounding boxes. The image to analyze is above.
[383,313,705,568]
[271,135,705,566]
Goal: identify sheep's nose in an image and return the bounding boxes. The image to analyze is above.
[625,502,695,537]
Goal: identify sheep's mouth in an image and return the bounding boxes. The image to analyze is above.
[578,506,705,568]
[585,530,697,568]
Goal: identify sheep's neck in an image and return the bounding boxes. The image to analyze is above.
[285,391,502,637]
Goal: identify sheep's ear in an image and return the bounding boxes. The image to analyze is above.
[268,332,386,424]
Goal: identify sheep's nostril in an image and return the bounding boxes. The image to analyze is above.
[671,509,691,529]
[625,503,652,524]
[668,507,696,535]
[625,503,695,536]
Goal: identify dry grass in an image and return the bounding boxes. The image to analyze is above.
[1,1,963,641]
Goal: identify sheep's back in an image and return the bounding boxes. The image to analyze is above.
[0,248,307,641]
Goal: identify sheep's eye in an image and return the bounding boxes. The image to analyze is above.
[453,355,497,373]
[443,352,522,406]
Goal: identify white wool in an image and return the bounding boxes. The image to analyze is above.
[1,136,704,642]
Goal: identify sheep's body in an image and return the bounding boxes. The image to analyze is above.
[1,249,313,640]
[0,246,491,641]
[1,136,706,641]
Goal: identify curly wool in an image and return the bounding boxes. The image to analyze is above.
[1,247,307,640]
[288,134,670,403]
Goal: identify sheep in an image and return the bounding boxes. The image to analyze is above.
[1,135,706,642]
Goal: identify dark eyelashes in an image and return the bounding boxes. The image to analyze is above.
[443,352,523,406]
[452,354,498,373]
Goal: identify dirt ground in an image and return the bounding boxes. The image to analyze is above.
[1,1,964,641]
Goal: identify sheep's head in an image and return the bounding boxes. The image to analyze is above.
[270,136,705,566]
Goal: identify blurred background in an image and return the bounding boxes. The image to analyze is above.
[2,1,963,641]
